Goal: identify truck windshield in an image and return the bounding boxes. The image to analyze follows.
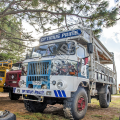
[11,63,22,70]
[30,41,75,58]
[0,71,5,77]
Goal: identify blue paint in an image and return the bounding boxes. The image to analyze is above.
[78,73,86,78]
[22,89,44,95]
[26,60,51,89]
[40,29,81,43]
[0,78,2,80]
[61,90,66,97]
[13,88,16,93]
[54,90,58,97]
[54,90,66,97]
[57,90,62,97]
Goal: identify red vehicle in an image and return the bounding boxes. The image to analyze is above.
[3,62,22,100]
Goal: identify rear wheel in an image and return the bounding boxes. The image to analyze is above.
[99,88,110,108]
[24,96,47,112]
[63,87,88,120]
[9,90,20,100]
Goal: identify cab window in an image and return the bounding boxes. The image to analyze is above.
[77,45,85,58]
[0,71,5,77]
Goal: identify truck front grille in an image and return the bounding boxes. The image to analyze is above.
[8,74,17,80]
[27,60,51,89]
[28,62,49,77]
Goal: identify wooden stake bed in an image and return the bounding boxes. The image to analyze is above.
[75,28,117,87]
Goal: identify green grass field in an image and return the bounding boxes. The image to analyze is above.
[14,95,120,120]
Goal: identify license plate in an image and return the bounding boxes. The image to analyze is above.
[33,81,42,85]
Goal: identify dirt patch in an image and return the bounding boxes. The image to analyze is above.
[0,93,9,97]
[0,93,120,120]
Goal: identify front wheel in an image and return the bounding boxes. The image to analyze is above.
[9,90,20,100]
[63,87,88,120]
[24,96,47,112]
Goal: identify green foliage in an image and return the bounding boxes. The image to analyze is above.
[0,6,25,62]
[0,0,119,43]
[32,0,39,7]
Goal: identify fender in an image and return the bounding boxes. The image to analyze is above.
[98,84,110,94]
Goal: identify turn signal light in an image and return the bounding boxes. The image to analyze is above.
[69,72,75,75]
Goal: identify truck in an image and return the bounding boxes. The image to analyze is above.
[3,62,22,100]
[0,60,12,92]
[13,28,117,120]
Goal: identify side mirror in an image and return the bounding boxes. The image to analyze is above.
[87,43,93,54]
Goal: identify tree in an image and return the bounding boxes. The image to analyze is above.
[0,0,119,61]
[0,2,34,62]
[0,0,119,37]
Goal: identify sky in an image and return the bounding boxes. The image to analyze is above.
[100,0,120,89]
[22,0,120,89]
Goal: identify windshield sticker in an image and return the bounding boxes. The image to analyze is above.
[51,60,78,76]
[31,42,75,58]
[40,29,81,42]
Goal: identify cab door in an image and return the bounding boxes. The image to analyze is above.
[76,45,87,78]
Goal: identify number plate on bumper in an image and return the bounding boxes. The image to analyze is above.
[13,87,71,98]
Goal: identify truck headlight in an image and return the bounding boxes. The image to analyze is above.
[57,82,63,89]
[52,80,56,85]
[19,80,25,87]
[22,63,28,76]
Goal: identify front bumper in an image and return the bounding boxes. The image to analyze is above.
[13,87,71,98]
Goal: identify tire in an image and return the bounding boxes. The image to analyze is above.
[99,88,110,108]
[63,87,88,120]
[24,96,47,112]
[9,90,20,100]
[0,110,16,120]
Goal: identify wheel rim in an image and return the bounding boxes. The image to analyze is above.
[77,97,85,111]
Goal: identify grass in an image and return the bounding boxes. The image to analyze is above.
[112,94,120,96]
[112,115,119,120]
[91,114,103,118]
[14,95,120,120]
[15,112,68,120]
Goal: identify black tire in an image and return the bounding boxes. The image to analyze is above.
[9,90,20,100]
[0,110,16,120]
[99,88,110,108]
[63,87,88,120]
[24,96,47,112]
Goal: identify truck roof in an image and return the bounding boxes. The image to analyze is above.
[39,28,113,64]
[0,60,12,69]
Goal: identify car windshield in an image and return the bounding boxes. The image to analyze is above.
[30,41,75,58]
[11,63,22,70]
[0,71,5,77]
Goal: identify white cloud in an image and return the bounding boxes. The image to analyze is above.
[101,20,120,43]
[22,20,42,40]
[108,0,115,9]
